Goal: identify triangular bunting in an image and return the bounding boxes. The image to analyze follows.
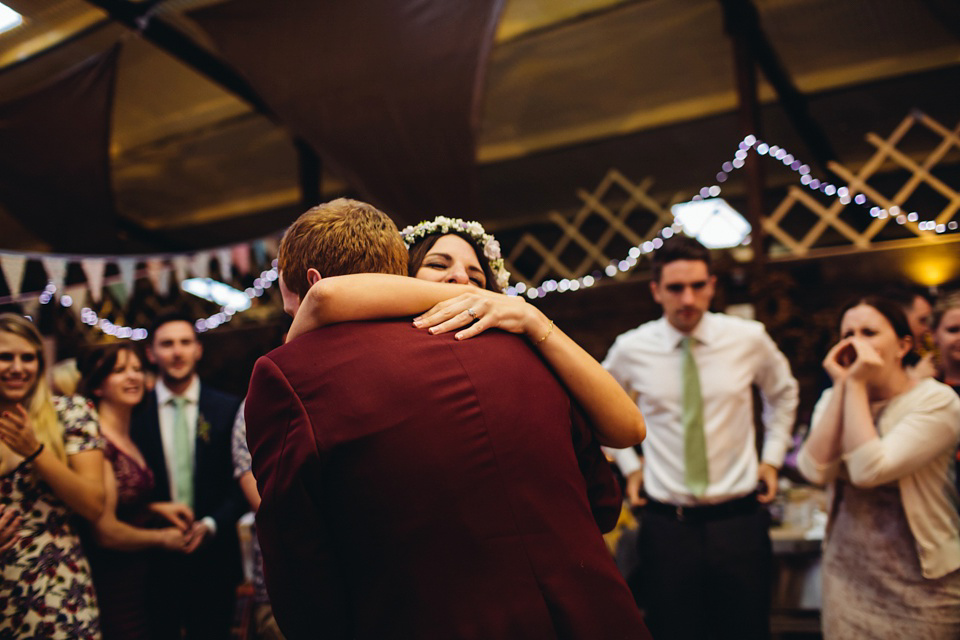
[190,251,210,280]
[40,256,67,299]
[106,281,128,308]
[216,248,233,282]
[254,239,271,266]
[146,259,172,297]
[231,244,251,276]
[80,258,107,303]
[117,259,137,301]
[172,256,190,285]
[64,284,87,323]
[21,298,40,321]
[0,253,27,298]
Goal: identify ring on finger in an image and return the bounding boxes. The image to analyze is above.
[466,308,479,320]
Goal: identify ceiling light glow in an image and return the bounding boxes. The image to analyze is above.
[671,198,752,249]
[0,3,23,34]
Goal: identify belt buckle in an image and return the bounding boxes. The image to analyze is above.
[675,505,685,522]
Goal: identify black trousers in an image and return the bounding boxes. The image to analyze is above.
[639,502,772,640]
[145,543,240,640]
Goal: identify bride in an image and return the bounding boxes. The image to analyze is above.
[286,215,644,449]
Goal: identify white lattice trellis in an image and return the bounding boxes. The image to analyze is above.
[764,111,960,259]
[503,169,681,286]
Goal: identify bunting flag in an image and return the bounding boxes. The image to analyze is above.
[64,284,87,323]
[259,238,275,264]
[80,258,107,303]
[216,248,233,282]
[172,256,190,286]
[21,298,40,321]
[0,231,277,305]
[40,256,67,299]
[190,251,210,280]
[251,240,267,269]
[0,253,26,298]
[146,259,172,297]
[232,244,251,276]
[117,258,137,300]
[106,281,128,308]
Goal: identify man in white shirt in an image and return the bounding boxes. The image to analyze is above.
[133,312,246,640]
[604,235,798,640]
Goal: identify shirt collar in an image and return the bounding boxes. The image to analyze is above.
[156,375,200,406]
[660,312,714,350]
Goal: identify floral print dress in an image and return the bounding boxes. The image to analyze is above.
[0,395,104,639]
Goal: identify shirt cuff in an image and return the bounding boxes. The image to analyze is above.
[796,446,840,486]
[201,516,217,537]
[760,438,789,469]
[603,446,642,476]
[843,439,885,486]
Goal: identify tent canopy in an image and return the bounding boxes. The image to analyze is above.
[0,0,958,256]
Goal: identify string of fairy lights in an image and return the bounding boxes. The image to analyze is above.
[506,133,957,300]
[35,134,956,337]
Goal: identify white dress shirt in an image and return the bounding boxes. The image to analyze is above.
[155,375,217,535]
[603,312,799,505]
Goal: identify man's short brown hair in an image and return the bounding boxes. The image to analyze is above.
[278,198,408,298]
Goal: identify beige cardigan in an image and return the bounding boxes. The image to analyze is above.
[798,377,960,579]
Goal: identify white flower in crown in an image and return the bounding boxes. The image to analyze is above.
[400,215,511,290]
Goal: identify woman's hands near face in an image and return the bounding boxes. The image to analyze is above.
[0,405,40,457]
[414,291,536,340]
[846,338,884,381]
[824,338,883,383]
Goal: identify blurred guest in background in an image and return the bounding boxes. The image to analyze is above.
[883,285,936,379]
[934,294,960,391]
[78,342,193,640]
[51,357,81,396]
[0,313,104,638]
[603,235,798,640]
[932,293,960,499]
[798,296,960,639]
[231,400,285,640]
[133,312,245,640]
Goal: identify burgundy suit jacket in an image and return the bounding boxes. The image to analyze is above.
[245,320,650,640]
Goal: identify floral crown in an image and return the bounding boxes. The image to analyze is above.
[399,216,511,291]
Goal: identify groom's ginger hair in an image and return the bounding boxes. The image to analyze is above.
[278,198,408,298]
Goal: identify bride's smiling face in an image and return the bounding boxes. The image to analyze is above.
[414,235,487,289]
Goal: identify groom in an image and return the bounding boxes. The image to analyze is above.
[244,198,650,640]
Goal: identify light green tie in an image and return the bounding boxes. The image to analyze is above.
[681,336,708,497]
[172,396,194,508]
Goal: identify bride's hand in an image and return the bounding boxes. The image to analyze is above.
[414,291,546,341]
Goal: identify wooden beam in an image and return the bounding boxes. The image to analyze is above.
[718,0,837,175]
[82,0,276,119]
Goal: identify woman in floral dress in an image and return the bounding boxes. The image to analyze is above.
[0,313,105,638]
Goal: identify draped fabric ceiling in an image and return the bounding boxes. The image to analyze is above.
[0,0,958,258]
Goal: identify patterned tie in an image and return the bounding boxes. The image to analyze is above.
[172,396,194,508]
[681,336,709,497]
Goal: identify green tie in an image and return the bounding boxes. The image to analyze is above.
[172,396,194,508]
[681,336,708,497]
